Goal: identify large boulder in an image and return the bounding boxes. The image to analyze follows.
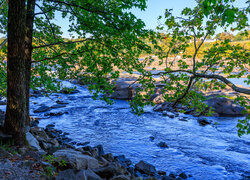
[93,163,120,179]
[26,132,42,151]
[135,160,157,175]
[56,169,102,180]
[205,97,246,117]
[109,81,136,100]
[53,149,100,170]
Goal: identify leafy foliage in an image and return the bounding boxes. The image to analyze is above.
[0,0,249,137]
[130,0,249,136]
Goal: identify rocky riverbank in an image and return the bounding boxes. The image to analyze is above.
[0,119,192,180]
[0,77,249,179]
[88,76,248,117]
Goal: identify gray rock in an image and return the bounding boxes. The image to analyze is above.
[34,105,51,113]
[162,111,168,116]
[157,142,169,148]
[95,145,105,156]
[149,136,155,141]
[0,147,13,159]
[109,86,134,100]
[157,170,166,176]
[77,169,102,180]
[205,97,246,117]
[179,172,188,179]
[51,104,67,109]
[45,112,64,116]
[26,132,42,151]
[56,169,77,180]
[153,104,163,112]
[53,149,100,170]
[93,163,120,179]
[197,117,212,126]
[30,127,49,139]
[60,89,79,94]
[135,160,157,175]
[179,117,188,122]
[56,100,69,104]
[110,175,130,180]
[102,153,114,162]
[162,111,175,118]
[39,138,60,150]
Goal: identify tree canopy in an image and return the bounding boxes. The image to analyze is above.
[0,0,249,145]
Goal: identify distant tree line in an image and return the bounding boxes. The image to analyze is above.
[214,30,250,41]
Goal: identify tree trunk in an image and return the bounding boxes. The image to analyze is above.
[4,0,27,146]
[25,0,36,126]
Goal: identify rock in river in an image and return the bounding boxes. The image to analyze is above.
[34,105,51,113]
[135,160,157,175]
[157,141,169,148]
[205,97,246,117]
[51,104,67,109]
[197,117,212,126]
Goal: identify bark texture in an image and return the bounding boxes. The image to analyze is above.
[4,0,27,145]
[25,0,36,126]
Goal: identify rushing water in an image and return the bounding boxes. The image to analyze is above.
[1,81,249,179]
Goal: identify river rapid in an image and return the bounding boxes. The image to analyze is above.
[2,81,249,180]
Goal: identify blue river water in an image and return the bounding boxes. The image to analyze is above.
[1,81,249,179]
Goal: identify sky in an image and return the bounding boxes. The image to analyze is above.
[57,0,249,38]
[0,0,249,38]
[131,0,249,30]
[131,0,198,30]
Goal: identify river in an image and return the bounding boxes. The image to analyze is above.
[1,80,249,179]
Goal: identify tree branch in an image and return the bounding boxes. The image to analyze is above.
[149,70,250,95]
[35,3,57,40]
[173,76,194,107]
[195,73,250,95]
[33,38,92,49]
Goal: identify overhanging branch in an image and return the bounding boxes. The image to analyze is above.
[149,70,250,95]
[33,38,92,49]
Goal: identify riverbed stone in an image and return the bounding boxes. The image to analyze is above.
[60,89,80,94]
[51,104,67,109]
[93,163,120,179]
[162,111,175,118]
[53,149,100,170]
[26,132,42,151]
[109,86,134,100]
[197,117,212,126]
[34,105,51,113]
[76,169,102,180]
[178,172,188,179]
[45,112,64,116]
[110,175,130,180]
[157,142,169,148]
[56,100,69,104]
[205,97,246,117]
[0,148,13,159]
[135,160,157,175]
[56,169,77,180]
